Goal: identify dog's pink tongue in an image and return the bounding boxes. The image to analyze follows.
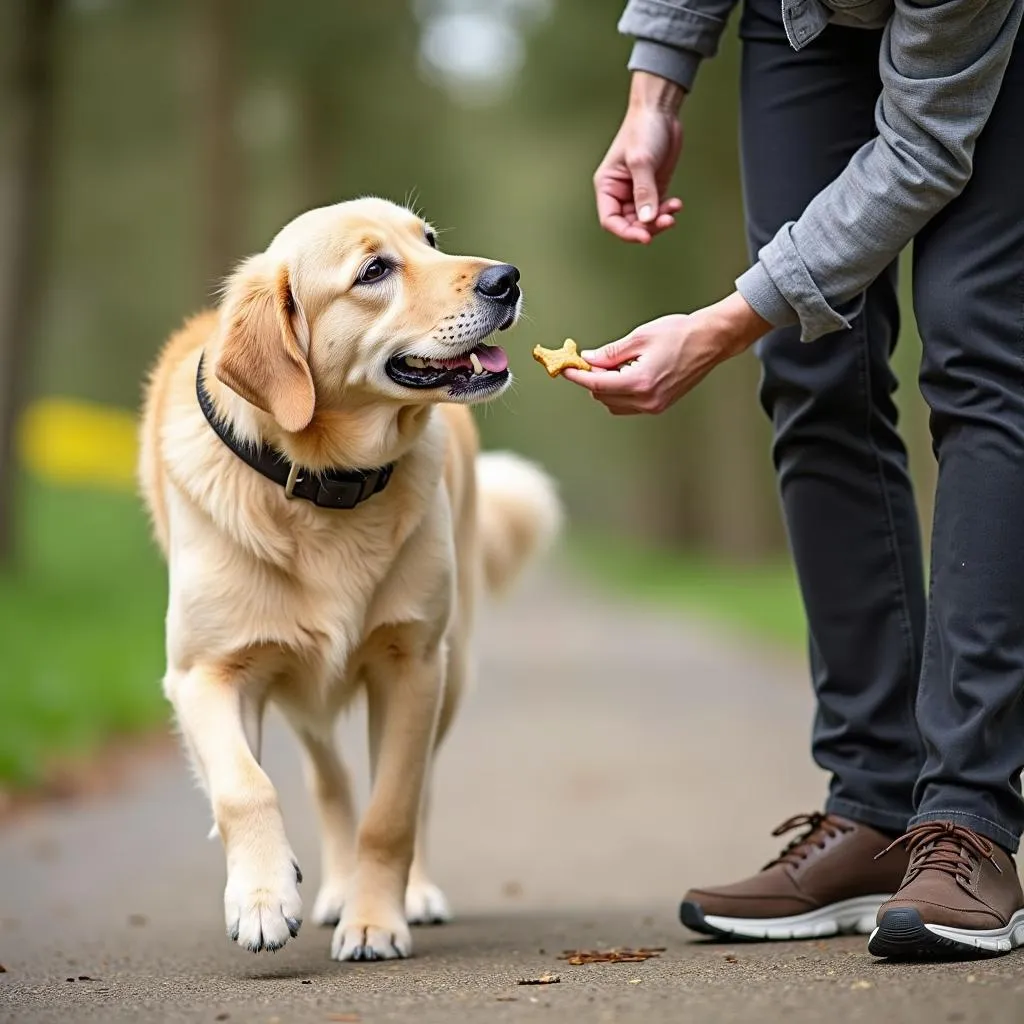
[474,344,508,373]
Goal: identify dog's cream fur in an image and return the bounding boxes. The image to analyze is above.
[138,198,560,961]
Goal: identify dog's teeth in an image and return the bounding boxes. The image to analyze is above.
[469,352,483,375]
[406,357,426,369]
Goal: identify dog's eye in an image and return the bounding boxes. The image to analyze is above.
[358,257,392,284]
[425,231,437,249]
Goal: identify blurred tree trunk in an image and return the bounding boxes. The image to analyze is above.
[195,0,241,295]
[0,0,60,569]
[297,68,338,207]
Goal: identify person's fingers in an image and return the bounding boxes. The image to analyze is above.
[625,151,660,224]
[619,197,680,221]
[596,187,651,243]
[615,198,681,239]
[581,333,646,370]
[600,213,651,243]
[561,364,638,393]
[566,367,645,397]
[561,366,604,389]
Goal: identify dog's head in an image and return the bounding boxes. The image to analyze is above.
[211,198,520,434]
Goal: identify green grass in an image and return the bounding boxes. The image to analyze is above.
[0,480,168,786]
[569,534,808,652]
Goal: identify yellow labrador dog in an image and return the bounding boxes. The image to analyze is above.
[138,197,560,961]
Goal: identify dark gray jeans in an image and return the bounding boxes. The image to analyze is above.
[739,0,1024,852]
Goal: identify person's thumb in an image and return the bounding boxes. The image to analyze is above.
[583,332,646,369]
[627,154,660,224]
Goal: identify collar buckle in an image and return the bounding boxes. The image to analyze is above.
[284,462,302,500]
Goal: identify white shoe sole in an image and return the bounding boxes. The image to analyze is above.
[681,894,890,941]
[869,906,1024,959]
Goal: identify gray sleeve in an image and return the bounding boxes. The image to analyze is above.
[618,0,741,91]
[736,0,1024,342]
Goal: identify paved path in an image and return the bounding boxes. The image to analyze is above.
[2,568,1022,1022]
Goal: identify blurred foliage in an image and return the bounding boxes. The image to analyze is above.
[570,533,805,650]
[0,481,165,784]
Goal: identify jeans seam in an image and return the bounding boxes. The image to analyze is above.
[856,301,923,772]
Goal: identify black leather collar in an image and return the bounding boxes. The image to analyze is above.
[195,354,394,510]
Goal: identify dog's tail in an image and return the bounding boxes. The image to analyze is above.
[475,451,563,596]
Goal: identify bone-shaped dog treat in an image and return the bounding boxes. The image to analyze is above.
[532,339,592,378]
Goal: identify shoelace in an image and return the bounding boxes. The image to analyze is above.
[764,812,853,870]
[875,821,1002,882]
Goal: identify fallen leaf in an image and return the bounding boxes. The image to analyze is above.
[78,975,94,982]
[301,979,312,985]
[518,972,560,986]
[559,948,664,965]
[724,955,738,964]
[850,980,873,991]
[495,997,518,1002]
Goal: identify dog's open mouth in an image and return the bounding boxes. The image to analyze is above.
[386,343,510,394]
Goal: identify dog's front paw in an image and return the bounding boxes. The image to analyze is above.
[311,880,347,927]
[331,909,412,961]
[224,855,303,953]
[405,879,452,925]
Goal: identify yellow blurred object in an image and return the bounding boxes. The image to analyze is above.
[17,398,138,491]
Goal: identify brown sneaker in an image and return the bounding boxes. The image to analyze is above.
[679,812,909,940]
[868,821,1024,960]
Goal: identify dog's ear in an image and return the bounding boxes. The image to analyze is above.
[214,257,315,433]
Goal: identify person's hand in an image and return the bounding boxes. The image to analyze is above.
[594,71,685,244]
[562,293,772,415]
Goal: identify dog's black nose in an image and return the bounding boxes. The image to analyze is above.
[475,264,521,305]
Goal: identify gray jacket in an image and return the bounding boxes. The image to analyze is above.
[619,0,1022,341]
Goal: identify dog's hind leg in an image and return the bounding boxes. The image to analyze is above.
[240,691,266,764]
[330,629,444,961]
[287,718,359,928]
[165,664,303,954]
[403,636,467,926]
